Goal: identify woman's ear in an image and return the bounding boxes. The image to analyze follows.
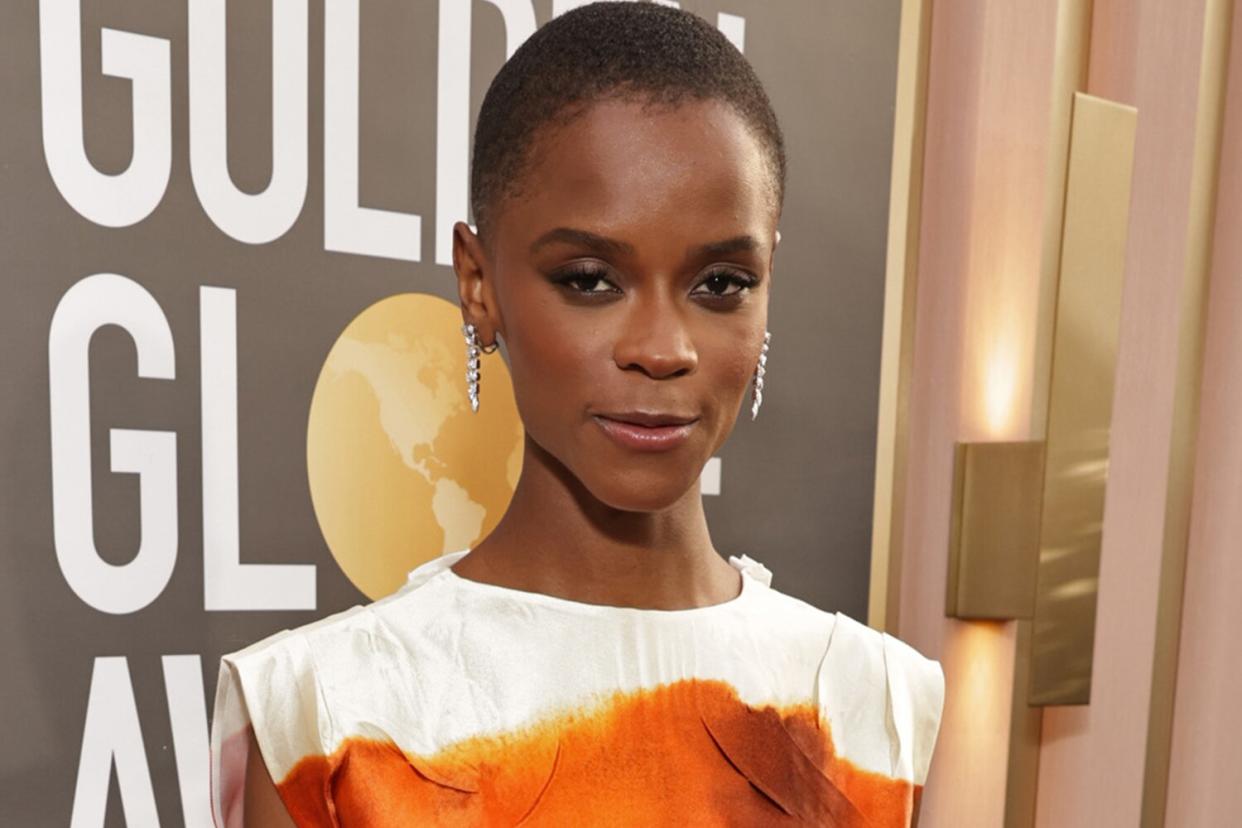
[452,220,502,346]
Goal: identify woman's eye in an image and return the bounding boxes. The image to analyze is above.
[692,270,755,298]
[570,275,616,293]
[554,266,755,300]
[555,268,619,295]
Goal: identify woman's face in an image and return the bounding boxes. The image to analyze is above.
[455,97,779,513]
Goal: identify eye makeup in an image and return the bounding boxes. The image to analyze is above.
[549,261,759,307]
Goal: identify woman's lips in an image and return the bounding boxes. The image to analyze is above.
[592,414,697,452]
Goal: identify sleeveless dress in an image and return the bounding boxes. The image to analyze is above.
[209,550,944,827]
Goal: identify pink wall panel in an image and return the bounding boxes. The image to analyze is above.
[1164,4,1242,823]
[901,2,1057,824]
[1035,2,1210,826]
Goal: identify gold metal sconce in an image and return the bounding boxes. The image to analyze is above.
[946,441,1044,620]
[946,92,1137,707]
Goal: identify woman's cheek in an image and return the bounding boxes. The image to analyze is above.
[717,349,756,397]
[509,337,583,428]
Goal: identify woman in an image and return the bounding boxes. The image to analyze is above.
[210,3,944,826]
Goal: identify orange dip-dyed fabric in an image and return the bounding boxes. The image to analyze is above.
[210,550,943,827]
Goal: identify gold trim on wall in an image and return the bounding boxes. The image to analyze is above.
[868,0,932,633]
[1029,92,1137,706]
[1029,0,1094,435]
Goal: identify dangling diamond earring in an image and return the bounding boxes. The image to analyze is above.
[751,330,771,421]
[461,322,498,413]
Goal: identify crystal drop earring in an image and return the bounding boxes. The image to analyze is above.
[461,322,498,413]
[750,330,771,421]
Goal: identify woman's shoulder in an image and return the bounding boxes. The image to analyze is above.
[815,609,946,787]
[222,550,462,661]
[743,560,944,784]
[747,562,943,706]
[209,552,463,825]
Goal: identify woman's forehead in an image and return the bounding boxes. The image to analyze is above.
[496,98,778,248]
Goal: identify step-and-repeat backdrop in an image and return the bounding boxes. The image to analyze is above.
[0,1,900,823]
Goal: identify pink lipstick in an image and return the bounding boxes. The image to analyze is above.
[591,412,698,452]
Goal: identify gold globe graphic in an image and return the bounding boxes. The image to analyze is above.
[307,293,524,600]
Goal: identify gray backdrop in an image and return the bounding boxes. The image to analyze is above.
[0,1,899,824]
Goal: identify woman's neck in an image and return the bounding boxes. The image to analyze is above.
[450,436,741,610]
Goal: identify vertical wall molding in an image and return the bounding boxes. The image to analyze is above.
[1029,0,1094,436]
[1142,0,1235,824]
[868,0,932,633]
[1007,7,1094,825]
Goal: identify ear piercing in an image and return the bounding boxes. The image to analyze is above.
[751,330,771,421]
[461,322,498,413]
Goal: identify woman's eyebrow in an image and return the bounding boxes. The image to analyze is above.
[529,227,634,256]
[530,228,761,260]
[692,235,760,258]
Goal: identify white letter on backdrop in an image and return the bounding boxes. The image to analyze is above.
[189,0,309,243]
[163,655,212,828]
[49,274,178,615]
[201,287,316,610]
[70,657,159,828]
[435,0,535,265]
[717,13,746,52]
[38,0,171,226]
[324,0,421,261]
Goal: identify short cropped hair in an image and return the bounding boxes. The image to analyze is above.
[470,1,787,243]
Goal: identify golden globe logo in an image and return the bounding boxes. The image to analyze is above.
[307,294,524,600]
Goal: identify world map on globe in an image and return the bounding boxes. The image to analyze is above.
[307,293,524,600]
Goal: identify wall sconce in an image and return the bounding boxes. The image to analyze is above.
[947,441,1044,620]
[945,92,1136,706]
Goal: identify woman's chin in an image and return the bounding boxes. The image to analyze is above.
[583,468,706,514]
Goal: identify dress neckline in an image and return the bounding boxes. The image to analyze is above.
[426,548,768,618]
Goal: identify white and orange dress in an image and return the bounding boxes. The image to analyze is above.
[209,549,944,826]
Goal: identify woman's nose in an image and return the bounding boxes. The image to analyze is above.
[612,297,698,380]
